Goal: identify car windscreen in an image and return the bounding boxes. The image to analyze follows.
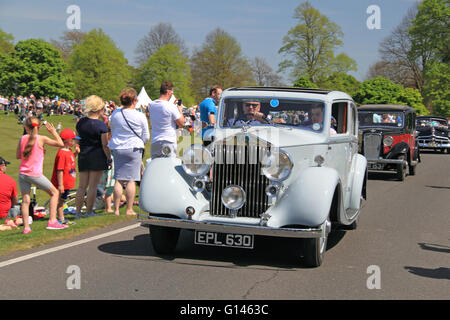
[417,118,448,128]
[358,111,404,128]
[221,98,326,133]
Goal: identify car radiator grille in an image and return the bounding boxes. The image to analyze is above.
[210,141,271,218]
[363,133,382,159]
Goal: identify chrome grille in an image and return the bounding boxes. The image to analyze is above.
[211,139,270,218]
[363,133,382,159]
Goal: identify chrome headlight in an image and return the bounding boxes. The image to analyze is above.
[221,185,246,210]
[181,144,213,177]
[261,149,293,182]
[383,136,394,147]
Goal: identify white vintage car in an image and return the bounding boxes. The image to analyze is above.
[138,87,367,267]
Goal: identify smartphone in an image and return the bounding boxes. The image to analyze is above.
[177,99,182,106]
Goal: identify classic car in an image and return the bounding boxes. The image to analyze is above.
[416,116,450,153]
[138,87,368,267]
[358,104,420,181]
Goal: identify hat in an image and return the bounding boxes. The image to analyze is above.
[60,129,76,140]
[0,157,10,166]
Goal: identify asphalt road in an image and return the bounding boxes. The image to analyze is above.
[0,152,448,300]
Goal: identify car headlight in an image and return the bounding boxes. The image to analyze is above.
[261,149,293,182]
[182,144,213,177]
[221,185,246,210]
[383,136,394,147]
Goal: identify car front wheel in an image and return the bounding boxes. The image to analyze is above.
[149,225,180,254]
[301,218,330,267]
[396,155,408,181]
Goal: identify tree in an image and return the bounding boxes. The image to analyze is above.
[423,62,450,117]
[67,29,130,102]
[319,72,360,97]
[353,77,428,115]
[0,39,74,99]
[190,28,255,102]
[135,22,187,65]
[278,1,356,82]
[250,57,283,86]
[134,44,194,106]
[0,28,14,56]
[409,0,450,64]
[51,30,86,61]
[293,75,318,88]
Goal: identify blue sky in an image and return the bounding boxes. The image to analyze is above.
[0,0,421,82]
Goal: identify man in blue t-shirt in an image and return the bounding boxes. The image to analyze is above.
[200,85,222,146]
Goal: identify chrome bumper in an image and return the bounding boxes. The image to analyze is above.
[418,142,450,148]
[137,214,322,239]
[366,158,407,165]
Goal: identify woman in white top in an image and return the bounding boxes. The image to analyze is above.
[108,88,149,216]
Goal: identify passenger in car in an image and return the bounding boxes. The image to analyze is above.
[307,105,337,134]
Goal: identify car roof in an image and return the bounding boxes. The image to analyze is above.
[224,86,352,101]
[358,104,415,112]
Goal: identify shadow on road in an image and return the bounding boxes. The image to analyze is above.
[425,185,450,190]
[418,242,450,254]
[404,266,450,280]
[98,228,347,270]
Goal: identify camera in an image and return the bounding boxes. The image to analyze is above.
[177,99,182,106]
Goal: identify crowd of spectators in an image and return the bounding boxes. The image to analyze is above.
[0,84,206,234]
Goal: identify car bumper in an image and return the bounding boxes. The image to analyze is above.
[366,158,407,165]
[137,213,323,239]
[418,142,450,148]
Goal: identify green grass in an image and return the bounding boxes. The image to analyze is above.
[0,112,140,256]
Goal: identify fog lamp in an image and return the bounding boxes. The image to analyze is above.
[221,185,246,210]
[265,183,281,197]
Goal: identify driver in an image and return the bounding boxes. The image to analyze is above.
[227,101,268,127]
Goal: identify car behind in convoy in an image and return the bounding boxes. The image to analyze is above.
[416,116,450,154]
[358,104,420,181]
[138,87,367,267]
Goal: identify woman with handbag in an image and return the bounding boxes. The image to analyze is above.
[108,88,149,216]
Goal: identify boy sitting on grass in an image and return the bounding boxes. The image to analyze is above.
[51,129,79,224]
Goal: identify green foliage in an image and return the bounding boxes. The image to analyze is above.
[423,62,450,117]
[279,1,357,82]
[0,39,74,99]
[319,72,360,97]
[0,28,14,56]
[409,0,450,64]
[133,44,194,105]
[293,76,318,88]
[191,28,255,102]
[354,77,428,114]
[67,29,130,102]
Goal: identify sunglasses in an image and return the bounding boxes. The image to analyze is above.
[244,103,260,108]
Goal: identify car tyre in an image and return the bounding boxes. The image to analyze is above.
[149,225,180,254]
[301,218,330,268]
[396,155,408,181]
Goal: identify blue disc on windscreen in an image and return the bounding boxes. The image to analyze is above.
[270,99,279,108]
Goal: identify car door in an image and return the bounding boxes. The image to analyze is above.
[328,101,353,194]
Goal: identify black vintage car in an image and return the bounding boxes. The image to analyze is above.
[358,104,420,181]
[416,116,450,154]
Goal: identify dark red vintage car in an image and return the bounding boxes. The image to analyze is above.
[358,104,420,181]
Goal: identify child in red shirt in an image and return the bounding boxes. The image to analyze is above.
[51,129,80,223]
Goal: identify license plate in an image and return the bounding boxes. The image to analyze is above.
[195,231,254,249]
[429,142,437,147]
[368,163,383,170]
